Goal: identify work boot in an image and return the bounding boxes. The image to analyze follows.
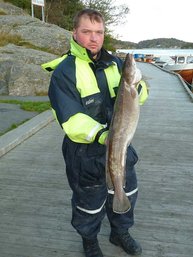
[109,231,142,255]
[82,237,104,257]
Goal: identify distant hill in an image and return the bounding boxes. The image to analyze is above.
[113,37,193,49]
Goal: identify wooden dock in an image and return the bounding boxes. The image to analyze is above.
[0,63,193,257]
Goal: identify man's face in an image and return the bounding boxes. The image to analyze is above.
[73,15,105,56]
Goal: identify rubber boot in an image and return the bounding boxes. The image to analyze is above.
[82,237,103,257]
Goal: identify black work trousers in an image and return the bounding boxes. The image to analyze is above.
[62,137,139,240]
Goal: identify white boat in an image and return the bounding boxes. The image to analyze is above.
[163,55,193,85]
[152,55,175,68]
[153,55,193,86]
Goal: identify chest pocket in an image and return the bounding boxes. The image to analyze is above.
[75,59,121,123]
[75,58,100,97]
[75,58,104,122]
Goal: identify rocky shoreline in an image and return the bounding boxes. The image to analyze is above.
[0,1,71,96]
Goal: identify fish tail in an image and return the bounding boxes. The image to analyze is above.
[113,190,131,214]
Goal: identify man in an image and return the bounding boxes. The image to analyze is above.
[47,9,148,257]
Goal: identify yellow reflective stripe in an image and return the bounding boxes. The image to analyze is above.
[137,80,149,105]
[41,55,67,71]
[75,58,99,97]
[104,62,121,98]
[62,113,104,143]
[86,123,102,141]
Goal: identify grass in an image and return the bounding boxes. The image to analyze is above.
[0,32,23,47]
[0,32,56,54]
[0,99,51,112]
[0,99,51,136]
[0,10,7,15]
[0,119,30,136]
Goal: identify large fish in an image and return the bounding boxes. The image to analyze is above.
[106,53,141,214]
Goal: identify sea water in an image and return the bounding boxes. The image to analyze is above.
[117,48,193,56]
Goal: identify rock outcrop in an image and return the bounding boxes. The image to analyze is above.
[0,1,72,96]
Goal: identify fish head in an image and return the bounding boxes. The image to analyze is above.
[122,54,142,86]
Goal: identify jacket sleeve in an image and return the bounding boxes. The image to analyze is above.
[48,67,107,144]
[62,113,107,144]
[137,80,149,105]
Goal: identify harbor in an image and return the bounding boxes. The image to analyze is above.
[116,49,193,92]
[116,51,193,96]
[0,62,193,257]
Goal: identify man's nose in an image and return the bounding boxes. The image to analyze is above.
[90,32,97,41]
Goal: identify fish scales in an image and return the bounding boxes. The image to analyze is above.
[106,54,140,214]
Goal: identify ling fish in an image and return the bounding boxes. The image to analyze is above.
[106,53,141,214]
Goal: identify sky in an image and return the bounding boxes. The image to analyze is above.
[111,0,193,43]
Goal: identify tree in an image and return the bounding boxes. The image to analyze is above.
[181,43,193,49]
[4,0,31,10]
[45,0,129,32]
[103,33,116,52]
[44,0,84,30]
[81,0,129,28]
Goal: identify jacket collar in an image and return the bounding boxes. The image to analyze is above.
[70,37,116,67]
[70,37,92,62]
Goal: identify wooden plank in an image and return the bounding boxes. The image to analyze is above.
[0,63,193,257]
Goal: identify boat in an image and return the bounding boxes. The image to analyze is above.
[116,49,193,91]
[152,55,175,68]
[153,55,193,85]
[164,55,193,85]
